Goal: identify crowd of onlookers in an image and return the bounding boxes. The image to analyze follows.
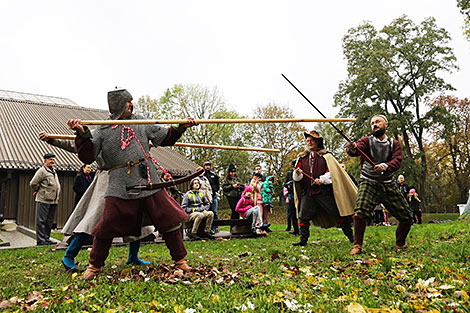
[33,154,423,247]
[175,162,276,239]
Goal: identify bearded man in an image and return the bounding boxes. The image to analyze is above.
[346,115,413,255]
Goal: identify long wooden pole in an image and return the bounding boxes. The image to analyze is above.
[176,143,279,152]
[79,117,356,125]
[46,134,280,152]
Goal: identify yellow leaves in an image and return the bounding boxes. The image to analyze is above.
[346,302,402,313]
[306,275,316,283]
[286,284,297,292]
[211,294,220,304]
[375,272,385,279]
[65,299,74,304]
[72,272,78,280]
[174,304,185,313]
[395,285,406,293]
[454,290,469,303]
[104,309,117,313]
[346,302,367,313]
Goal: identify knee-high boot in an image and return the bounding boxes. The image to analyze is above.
[340,222,354,243]
[350,214,367,255]
[62,233,90,272]
[293,225,309,246]
[127,239,151,265]
[396,219,412,248]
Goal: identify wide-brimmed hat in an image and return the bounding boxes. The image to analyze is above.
[108,88,133,120]
[304,130,324,148]
[304,130,322,140]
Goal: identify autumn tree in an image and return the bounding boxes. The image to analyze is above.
[430,96,470,203]
[135,83,253,178]
[334,15,458,203]
[248,102,306,201]
[457,0,470,40]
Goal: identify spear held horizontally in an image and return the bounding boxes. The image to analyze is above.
[77,117,355,125]
[281,74,376,167]
[45,134,280,153]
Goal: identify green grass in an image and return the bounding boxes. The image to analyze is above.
[1,220,469,312]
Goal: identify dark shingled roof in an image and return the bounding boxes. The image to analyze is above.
[0,90,198,176]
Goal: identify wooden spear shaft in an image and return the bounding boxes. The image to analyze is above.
[45,134,280,152]
[78,117,356,125]
[175,143,280,153]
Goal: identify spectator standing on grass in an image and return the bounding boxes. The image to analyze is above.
[284,162,299,236]
[407,189,422,224]
[181,178,214,240]
[253,164,266,182]
[260,176,275,232]
[459,189,470,219]
[373,204,385,226]
[222,164,244,219]
[73,164,93,207]
[235,185,265,235]
[250,172,264,209]
[396,175,410,199]
[203,161,220,232]
[30,153,61,246]
[197,167,213,204]
[346,114,413,255]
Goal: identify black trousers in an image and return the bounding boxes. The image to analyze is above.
[227,196,240,219]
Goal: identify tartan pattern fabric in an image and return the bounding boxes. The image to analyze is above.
[354,179,413,222]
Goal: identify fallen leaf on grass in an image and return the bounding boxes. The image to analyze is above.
[0,300,12,309]
[454,290,469,303]
[346,302,367,313]
[110,264,242,285]
[270,253,279,261]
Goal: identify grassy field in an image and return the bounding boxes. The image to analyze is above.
[1,218,469,312]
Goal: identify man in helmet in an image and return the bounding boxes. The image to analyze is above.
[68,88,197,279]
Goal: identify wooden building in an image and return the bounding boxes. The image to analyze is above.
[0,89,198,228]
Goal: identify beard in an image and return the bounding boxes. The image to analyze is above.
[371,128,386,138]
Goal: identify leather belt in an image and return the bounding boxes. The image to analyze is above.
[108,157,147,174]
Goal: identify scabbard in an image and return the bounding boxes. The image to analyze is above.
[126,169,204,191]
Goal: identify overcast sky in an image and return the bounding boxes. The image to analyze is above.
[0,1,468,119]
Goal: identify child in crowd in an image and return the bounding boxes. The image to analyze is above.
[260,176,274,231]
[235,186,265,235]
[408,189,422,224]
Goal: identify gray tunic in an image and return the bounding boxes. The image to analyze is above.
[89,114,168,199]
[48,138,154,239]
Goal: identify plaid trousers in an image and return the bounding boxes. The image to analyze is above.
[354,179,413,222]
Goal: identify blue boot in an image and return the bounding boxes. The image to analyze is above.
[126,240,151,265]
[62,233,89,272]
